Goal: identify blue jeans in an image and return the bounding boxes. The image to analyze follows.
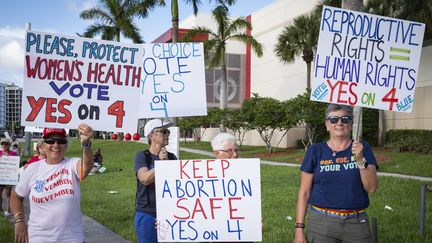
[134,211,157,243]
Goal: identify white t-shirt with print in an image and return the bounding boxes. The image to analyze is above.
[15,157,83,243]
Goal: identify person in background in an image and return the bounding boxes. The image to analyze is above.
[294,104,378,243]
[11,142,22,158]
[90,148,103,174]
[211,133,240,160]
[0,138,18,218]
[134,119,177,243]
[10,124,94,243]
[26,140,45,166]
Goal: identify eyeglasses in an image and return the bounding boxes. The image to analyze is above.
[152,128,170,135]
[44,138,68,145]
[1,142,10,146]
[326,115,352,124]
[219,149,240,155]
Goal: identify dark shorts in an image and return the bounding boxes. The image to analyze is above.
[306,209,372,243]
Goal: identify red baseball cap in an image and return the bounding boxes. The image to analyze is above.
[42,128,67,139]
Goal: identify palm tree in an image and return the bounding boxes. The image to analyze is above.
[136,0,236,42]
[80,0,144,43]
[274,12,319,90]
[183,6,263,110]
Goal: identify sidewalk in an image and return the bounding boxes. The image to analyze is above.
[179,147,432,182]
[2,192,131,243]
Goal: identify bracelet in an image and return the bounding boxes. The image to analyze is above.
[14,218,25,224]
[14,212,24,219]
[81,141,92,148]
[295,223,305,229]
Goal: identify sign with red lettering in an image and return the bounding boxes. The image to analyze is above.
[21,31,143,132]
[155,159,261,242]
[311,6,425,112]
[0,156,20,185]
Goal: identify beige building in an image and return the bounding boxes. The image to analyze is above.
[154,0,432,147]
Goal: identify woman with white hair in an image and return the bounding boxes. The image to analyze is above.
[211,133,240,159]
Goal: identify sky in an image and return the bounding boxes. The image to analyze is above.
[0,0,275,87]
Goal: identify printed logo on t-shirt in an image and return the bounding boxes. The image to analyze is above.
[31,168,75,203]
[319,156,360,172]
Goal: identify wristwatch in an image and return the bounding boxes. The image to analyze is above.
[357,157,367,170]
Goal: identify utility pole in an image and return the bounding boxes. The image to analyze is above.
[24,22,32,156]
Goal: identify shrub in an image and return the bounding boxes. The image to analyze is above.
[385,129,432,154]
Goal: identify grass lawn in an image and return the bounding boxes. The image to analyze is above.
[181,141,432,177]
[2,139,432,242]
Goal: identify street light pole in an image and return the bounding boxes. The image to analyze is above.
[24,22,32,156]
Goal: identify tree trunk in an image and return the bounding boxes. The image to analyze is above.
[378,110,385,146]
[220,48,227,132]
[170,0,179,125]
[343,0,363,139]
[306,61,311,90]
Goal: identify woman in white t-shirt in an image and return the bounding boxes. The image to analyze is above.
[10,124,94,243]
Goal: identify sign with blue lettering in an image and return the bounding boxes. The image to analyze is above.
[21,31,143,132]
[311,6,425,112]
[139,43,207,118]
[155,158,262,242]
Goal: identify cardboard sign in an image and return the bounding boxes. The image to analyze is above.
[21,31,143,132]
[311,6,425,112]
[0,156,20,185]
[139,43,207,118]
[155,158,262,242]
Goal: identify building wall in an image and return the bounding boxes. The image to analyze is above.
[250,0,317,100]
[5,83,22,126]
[0,83,6,128]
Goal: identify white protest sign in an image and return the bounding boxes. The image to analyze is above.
[0,156,20,185]
[21,31,143,132]
[139,43,207,118]
[155,158,261,242]
[311,6,425,112]
[166,126,179,158]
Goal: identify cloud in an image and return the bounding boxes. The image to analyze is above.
[66,0,97,13]
[0,26,26,86]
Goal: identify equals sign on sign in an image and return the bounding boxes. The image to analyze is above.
[389,47,411,61]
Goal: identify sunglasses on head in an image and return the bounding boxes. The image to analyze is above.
[44,138,68,145]
[152,128,170,135]
[326,115,352,124]
[1,142,10,146]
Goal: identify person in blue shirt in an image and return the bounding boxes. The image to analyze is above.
[134,119,177,243]
[294,104,378,243]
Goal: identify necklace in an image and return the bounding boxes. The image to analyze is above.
[327,140,350,157]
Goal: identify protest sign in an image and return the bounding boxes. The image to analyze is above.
[0,156,20,185]
[155,158,261,242]
[139,43,207,118]
[166,126,180,158]
[311,6,425,112]
[21,31,144,132]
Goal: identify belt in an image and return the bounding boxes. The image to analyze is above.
[311,205,367,220]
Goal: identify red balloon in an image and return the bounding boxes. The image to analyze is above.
[133,133,140,141]
[111,133,118,140]
[124,133,132,141]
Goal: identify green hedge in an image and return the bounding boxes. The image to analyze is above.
[385,129,432,154]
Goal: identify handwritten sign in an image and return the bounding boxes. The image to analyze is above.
[155,158,261,242]
[0,156,20,185]
[311,6,425,112]
[139,43,207,118]
[21,31,144,132]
